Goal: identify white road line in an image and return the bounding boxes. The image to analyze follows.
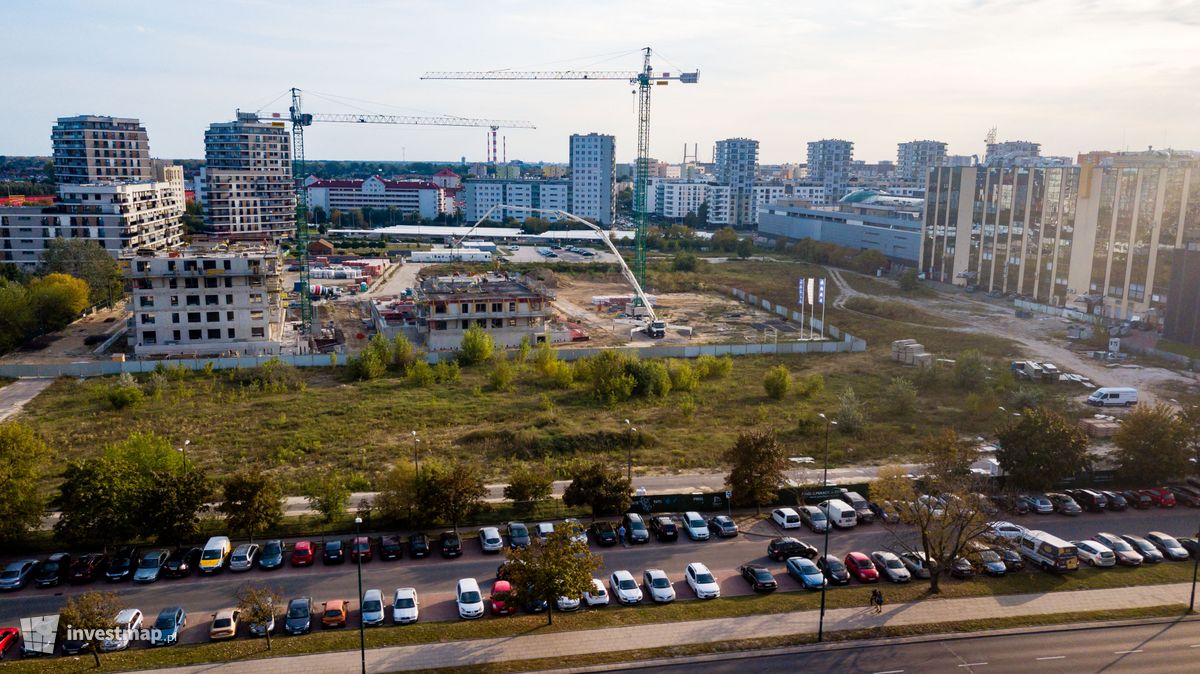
[1035,656,1066,660]
[872,671,904,674]
[1190,644,1200,648]
[957,664,987,668]
[1113,649,1143,654]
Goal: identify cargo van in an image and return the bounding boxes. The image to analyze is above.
[1018,529,1078,573]
[1087,387,1137,407]
[819,499,858,529]
[198,536,231,575]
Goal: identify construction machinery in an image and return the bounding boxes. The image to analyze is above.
[262,88,535,336]
[422,47,699,298]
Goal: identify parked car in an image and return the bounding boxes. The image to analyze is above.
[361,589,385,626]
[786,557,827,589]
[209,608,239,641]
[0,560,37,591]
[609,570,643,605]
[1073,540,1117,567]
[818,554,852,584]
[1169,486,1200,508]
[1141,487,1177,508]
[350,537,372,563]
[521,584,549,614]
[478,527,504,554]
[1121,534,1165,563]
[149,606,186,646]
[707,515,739,538]
[408,533,431,558]
[966,545,1007,576]
[392,587,420,624]
[103,608,144,651]
[1019,494,1054,514]
[380,535,404,560]
[590,521,618,546]
[771,507,802,529]
[490,580,517,616]
[1178,537,1200,559]
[734,564,776,592]
[291,541,315,566]
[840,490,875,524]
[685,562,721,599]
[990,494,1030,516]
[987,520,1028,541]
[868,500,901,524]
[990,546,1025,571]
[440,531,462,558]
[799,505,829,532]
[649,516,678,542]
[1067,489,1108,512]
[132,549,169,583]
[583,578,610,607]
[258,540,284,570]
[247,599,276,637]
[34,553,71,588]
[198,536,231,575]
[1146,531,1190,560]
[1095,532,1144,566]
[229,543,260,572]
[1101,490,1129,511]
[899,552,934,579]
[70,553,108,584]
[682,511,710,541]
[0,628,20,657]
[556,594,582,612]
[322,540,345,565]
[321,600,348,628]
[950,557,975,579]
[1046,492,1082,516]
[507,522,532,549]
[284,596,314,635]
[643,569,677,602]
[496,560,523,581]
[622,513,651,543]
[105,546,137,581]
[533,522,555,544]
[870,551,912,582]
[1120,490,1154,509]
[768,537,817,562]
[844,552,878,583]
[562,519,589,545]
[819,499,859,528]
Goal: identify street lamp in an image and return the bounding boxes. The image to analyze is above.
[817,412,837,643]
[354,516,366,674]
[176,440,191,467]
[624,419,636,483]
[411,430,421,474]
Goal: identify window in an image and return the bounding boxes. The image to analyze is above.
[251,327,265,338]
[169,278,178,289]
[476,303,487,313]
[206,311,219,322]
[173,330,180,341]
[140,314,155,324]
[250,310,264,321]
[172,313,179,324]
[184,278,198,289]
[142,330,157,344]
[226,311,234,321]
[188,329,202,340]
[205,294,219,305]
[249,294,262,304]
[169,295,179,306]
[434,303,446,314]
[225,278,233,288]
[139,296,154,308]
[187,312,201,323]
[207,328,221,339]
[461,303,469,314]
[227,328,236,339]
[202,260,216,270]
[204,278,218,288]
[226,294,233,305]
[185,295,199,306]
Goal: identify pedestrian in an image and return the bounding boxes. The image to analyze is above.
[618,525,627,547]
[871,588,884,614]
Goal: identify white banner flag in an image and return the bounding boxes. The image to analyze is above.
[807,278,816,307]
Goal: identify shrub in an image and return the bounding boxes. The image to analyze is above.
[628,360,672,398]
[391,334,416,372]
[578,350,636,406]
[489,359,515,391]
[540,359,574,389]
[458,325,494,365]
[407,360,435,387]
[795,373,824,399]
[953,349,988,391]
[678,395,696,420]
[763,365,790,400]
[669,361,700,393]
[898,269,919,291]
[672,252,698,272]
[347,349,387,381]
[694,354,733,379]
[886,377,918,416]
[433,360,461,383]
[515,336,531,364]
[107,383,144,410]
[836,386,866,433]
[796,408,822,435]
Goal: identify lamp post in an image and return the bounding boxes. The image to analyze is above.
[355,516,366,674]
[817,413,837,643]
[411,430,421,474]
[624,419,636,483]
[176,440,190,468]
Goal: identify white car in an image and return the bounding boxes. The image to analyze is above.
[392,587,419,624]
[562,519,589,546]
[556,594,581,612]
[478,527,504,553]
[609,570,643,605]
[456,578,485,619]
[771,507,802,529]
[685,562,720,599]
[583,578,609,606]
[101,608,143,652]
[535,522,555,543]
[682,511,710,541]
[987,521,1027,541]
[642,569,676,603]
[361,589,385,627]
[1073,540,1117,568]
[870,551,912,583]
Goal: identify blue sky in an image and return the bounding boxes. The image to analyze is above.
[3,0,1198,164]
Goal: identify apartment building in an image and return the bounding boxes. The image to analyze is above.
[569,133,616,225]
[125,244,285,356]
[705,185,734,226]
[203,113,294,240]
[984,140,1041,166]
[714,138,759,227]
[463,179,569,222]
[431,168,462,189]
[807,139,854,205]
[305,176,446,220]
[897,140,948,183]
[414,272,551,350]
[655,180,709,220]
[51,115,153,184]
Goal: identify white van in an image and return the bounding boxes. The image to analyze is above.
[819,499,858,529]
[198,536,231,575]
[1018,529,1079,573]
[1087,387,1138,407]
[456,578,484,619]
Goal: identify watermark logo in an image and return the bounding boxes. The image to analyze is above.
[65,626,164,644]
[19,615,59,655]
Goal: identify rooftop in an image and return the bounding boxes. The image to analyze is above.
[414,272,549,302]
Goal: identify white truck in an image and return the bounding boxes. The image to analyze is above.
[1086,387,1138,407]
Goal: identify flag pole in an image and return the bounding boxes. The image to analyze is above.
[798,277,806,341]
[820,277,827,340]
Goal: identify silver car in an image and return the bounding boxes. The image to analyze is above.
[478,527,504,553]
[361,589,385,626]
[228,543,260,572]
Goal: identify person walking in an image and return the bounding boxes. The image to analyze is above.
[871,588,884,614]
[617,525,627,547]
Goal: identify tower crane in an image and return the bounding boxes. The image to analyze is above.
[422,47,699,298]
[263,88,535,336]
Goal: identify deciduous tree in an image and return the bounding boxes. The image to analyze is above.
[236,584,282,650]
[563,462,631,520]
[59,591,121,666]
[27,272,89,334]
[40,238,124,307]
[303,471,350,523]
[219,470,284,542]
[995,408,1089,490]
[504,464,554,515]
[723,431,787,514]
[458,325,494,365]
[1113,403,1189,484]
[0,422,52,544]
[504,525,601,625]
[374,462,419,525]
[421,460,487,531]
[763,365,790,400]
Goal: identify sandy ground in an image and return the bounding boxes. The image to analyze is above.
[0,303,128,364]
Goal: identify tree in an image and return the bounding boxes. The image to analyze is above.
[0,280,33,354]
[1181,402,1200,470]
[59,591,122,666]
[504,525,602,625]
[628,360,671,398]
[1113,403,1189,484]
[578,350,635,405]
[763,365,790,400]
[504,464,554,515]
[710,227,738,252]
[488,358,514,391]
[995,408,1090,491]
[0,422,52,543]
[835,386,867,433]
[143,469,210,545]
[885,377,918,416]
[391,333,416,372]
[27,272,89,335]
[898,269,919,292]
[41,239,124,307]
[421,460,487,531]
[723,431,786,514]
[374,462,419,524]
[563,462,631,520]
[236,584,283,650]
[219,470,284,542]
[736,237,754,258]
[672,252,698,272]
[953,349,987,391]
[458,325,494,365]
[54,458,143,546]
[303,471,350,523]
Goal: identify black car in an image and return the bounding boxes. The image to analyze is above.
[258,540,285,570]
[621,513,651,543]
[991,494,1030,516]
[1178,537,1200,559]
[379,535,403,561]
[408,533,430,558]
[707,516,739,537]
[322,540,346,565]
[1101,490,1129,511]
[767,537,818,562]
[162,547,201,579]
[521,584,549,614]
[34,553,70,588]
[1170,486,1200,508]
[950,557,975,579]
[840,490,875,524]
[590,521,618,546]
[868,501,901,524]
[649,516,678,542]
[1121,490,1154,509]
[69,553,107,584]
[105,546,138,582]
[440,531,462,558]
[991,546,1025,571]
[1067,489,1108,512]
[738,564,778,592]
[817,554,851,584]
[284,596,313,635]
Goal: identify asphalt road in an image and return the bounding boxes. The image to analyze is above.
[3,506,1199,651]
[627,618,1200,673]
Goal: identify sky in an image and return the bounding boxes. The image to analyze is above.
[3,0,1199,165]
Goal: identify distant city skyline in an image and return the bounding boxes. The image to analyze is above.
[3,0,1199,165]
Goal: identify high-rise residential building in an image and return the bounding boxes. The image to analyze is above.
[714,138,759,227]
[984,140,1041,166]
[569,133,615,225]
[897,140,947,182]
[51,115,153,184]
[203,112,294,240]
[464,179,569,222]
[807,139,854,205]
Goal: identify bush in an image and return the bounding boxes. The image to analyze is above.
[540,359,574,389]
[953,349,987,391]
[391,334,416,372]
[886,377,918,416]
[672,252,698,272]
[795,373,824,399]
[669,361,700,393]
[458,326,494,366]
[433,360,461,383]
[489,359,515,391]
[578,350,636,406]
[763,365,791,400]
[678,395,696,420]
[629,360,672,398]
[347,349,387,381]
[836,386,866,433]
[407,360,435,387]
[516,336,531,364]
[898,269,919,291]
[107,383,144,410]
[796,408,822,435]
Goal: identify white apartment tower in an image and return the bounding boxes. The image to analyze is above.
[203,113,295,241]
[51,115,154,184]
[897,140,947,182]
[807,139,854,205]
[714,138,759,227]
[569,133,615,225]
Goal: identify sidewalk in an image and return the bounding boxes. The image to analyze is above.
[135,581,1194,674]
[0,378,53,423]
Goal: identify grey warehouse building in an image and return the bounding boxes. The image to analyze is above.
[757,189,923,263]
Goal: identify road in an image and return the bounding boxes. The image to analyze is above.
[0,378,54,423]
[628,618,1200,673]
[3,505,1198,651]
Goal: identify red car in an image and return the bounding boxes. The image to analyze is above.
[350,536,372,563]
[844,552,879,583]
[1140,488,1177,508]
[0,627,19,656]
[291,541,314,567]
[490,580,517,615]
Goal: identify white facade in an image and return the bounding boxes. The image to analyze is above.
[305,176,446,220]
[656,180,709,220]
[807,139,854,206]
[750,184,788,221]
[463,180,569,222]
[569,133,615,225]
[51,115,153,184]
[203,113,294,241]
[897,140,947,182]
[705,184,733,226]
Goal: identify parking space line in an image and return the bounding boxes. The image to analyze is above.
[957,663,987,667]
[1113,649,1142,654]
[1035,656,1065,660]
[872,670,904,674]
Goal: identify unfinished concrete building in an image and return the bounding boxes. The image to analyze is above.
[413,272,552,351]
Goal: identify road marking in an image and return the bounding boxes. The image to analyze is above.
[872,671,904,674]
[1190,644,1200,648]
[1113,649,1142,654]
[957,664,987,668]
[1035,656,1065,661]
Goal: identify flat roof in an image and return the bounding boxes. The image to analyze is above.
[328,225,635,241]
